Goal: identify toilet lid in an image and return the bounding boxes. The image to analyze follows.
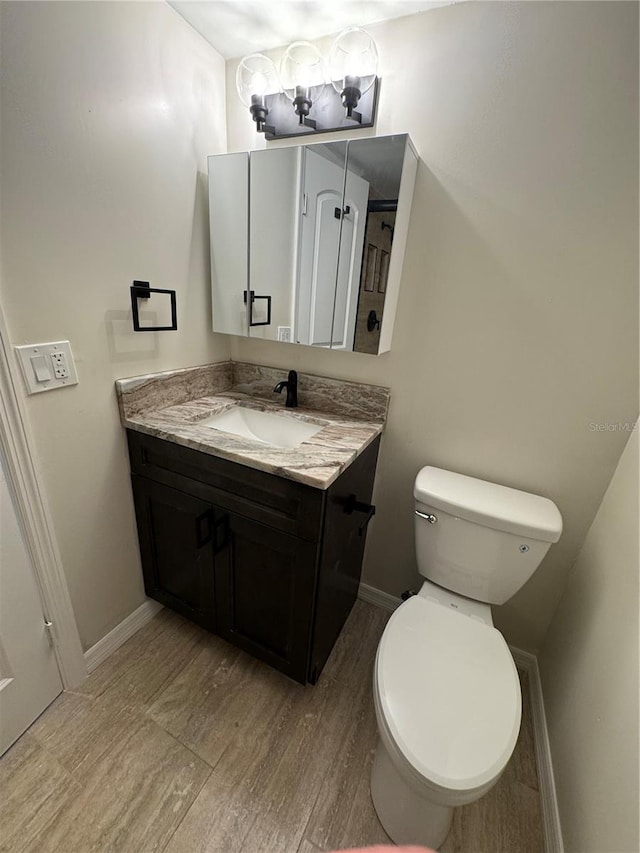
[376,595,522,792]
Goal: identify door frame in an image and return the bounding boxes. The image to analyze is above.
[0,305,86,688]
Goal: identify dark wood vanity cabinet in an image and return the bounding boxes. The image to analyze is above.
[127,430,380,684]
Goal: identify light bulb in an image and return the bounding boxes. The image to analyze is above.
[329,27,378,118]
[297,65,312,89]
[236,54,280,132]
[279,41,325,124]
[251,72,268,97]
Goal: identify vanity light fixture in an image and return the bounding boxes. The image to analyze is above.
[236,27,379,140]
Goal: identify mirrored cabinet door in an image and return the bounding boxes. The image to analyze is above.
[208,152,249,337]
[248,147,302,340]
[336,135,408,354]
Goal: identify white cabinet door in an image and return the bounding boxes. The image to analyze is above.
[0,452,62,755]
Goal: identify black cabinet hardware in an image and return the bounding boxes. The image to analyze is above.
[213,514,229,555]
[195,509,214,548]
[342,493,376,536]
[367,310,381,332]
[244,289,272,326]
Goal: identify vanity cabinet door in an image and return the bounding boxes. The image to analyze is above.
[131,475,217,632]
[214,512,319,684]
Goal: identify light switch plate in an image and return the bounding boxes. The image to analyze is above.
[14,341,78,394]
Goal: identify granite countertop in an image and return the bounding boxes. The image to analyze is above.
[116,362,390,490]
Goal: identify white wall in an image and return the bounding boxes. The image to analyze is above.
[225,1,639,651]
[540,425,639,853]
[0,1,229,649]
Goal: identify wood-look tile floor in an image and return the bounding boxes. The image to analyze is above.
[0,602,544,852]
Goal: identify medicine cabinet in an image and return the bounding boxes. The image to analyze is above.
[208,134,417,354]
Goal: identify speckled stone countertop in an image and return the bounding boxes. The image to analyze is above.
[116,362,390,489]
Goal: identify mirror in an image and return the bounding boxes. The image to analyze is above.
[332,135,406,353]
[208,134,417,354]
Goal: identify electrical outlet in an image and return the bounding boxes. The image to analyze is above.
[277,326,292,343]
[50,351,69,379]
[14,341,78,394]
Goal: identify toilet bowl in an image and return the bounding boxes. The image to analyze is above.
[370,466,562,849]
[371,584,521,847]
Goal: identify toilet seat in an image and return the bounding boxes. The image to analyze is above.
[375,595,522,796]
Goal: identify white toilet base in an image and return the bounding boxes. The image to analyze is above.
[370,737,453,850]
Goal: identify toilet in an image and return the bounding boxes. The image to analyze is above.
[370,466,562,849]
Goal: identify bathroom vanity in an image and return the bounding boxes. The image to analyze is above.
[117,362,389,684]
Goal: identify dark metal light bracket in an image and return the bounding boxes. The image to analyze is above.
[262,78,379,141]
[130,280,177,332]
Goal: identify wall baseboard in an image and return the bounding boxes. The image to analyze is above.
[84,599,163,674]
[510,647,564,853]
[358,581,402,612]
[358,583,563,853]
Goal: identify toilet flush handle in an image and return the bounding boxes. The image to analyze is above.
[415,509,438,524]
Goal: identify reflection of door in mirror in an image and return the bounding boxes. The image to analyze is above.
[330,169,369,350]
[354,207,396,354]
[295,145,354,347]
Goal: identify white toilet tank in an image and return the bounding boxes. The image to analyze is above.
[414,467,562,605]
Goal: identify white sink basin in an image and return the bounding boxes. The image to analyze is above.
[201,406,323,449]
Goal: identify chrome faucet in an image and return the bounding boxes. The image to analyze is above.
[273,369,298,408]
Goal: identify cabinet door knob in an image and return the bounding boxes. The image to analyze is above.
[213,514,230,555]
[342,494,376,536]
[196,511,229,552]
[195,509,214,548]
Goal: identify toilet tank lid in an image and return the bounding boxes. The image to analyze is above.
[414,467,563,543]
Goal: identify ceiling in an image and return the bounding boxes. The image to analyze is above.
[169,1,457,60]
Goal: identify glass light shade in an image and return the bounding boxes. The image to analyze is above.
[235,53,280,108]
[329,27,378,96]
[279,41,326,101]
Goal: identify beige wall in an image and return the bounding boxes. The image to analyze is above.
[540,425,639,853]
[0,1,230,649]
[226,1,639,651]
